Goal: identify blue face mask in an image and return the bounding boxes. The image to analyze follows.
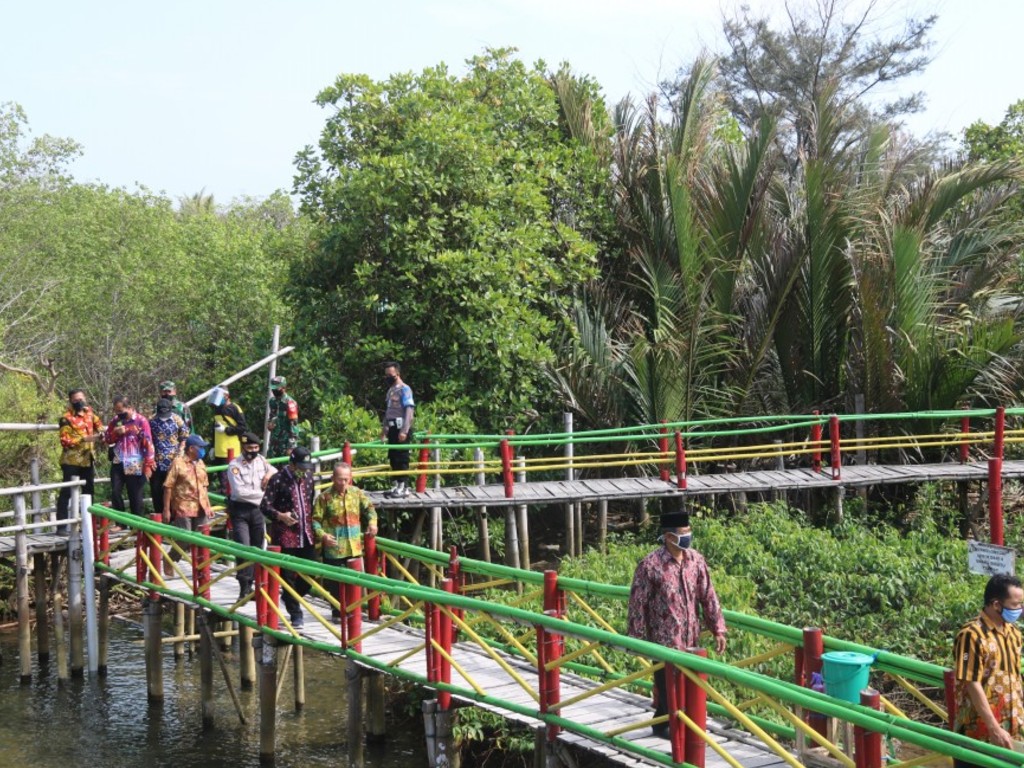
[195,447,206,461]
[1002,606,1023,623]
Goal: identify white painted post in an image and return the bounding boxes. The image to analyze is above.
[563,413,575,556]
[474,447,490,562]
[515,456,530,569]
[30,458,43,530]
[263,324,281,455]
[67,493,84,677]
[431,448,442,550]
[14,494,31,681]
[80,493,98,675]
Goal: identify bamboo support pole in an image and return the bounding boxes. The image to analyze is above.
[563,413,575,556]
[14,494,31,682]
[597,499,608,554]
[51,554,68,682]
[239,624,256,691]
[199,612,247,725]
[367,670,387,742]
[67,522,84,678]
[144,598,164,703]
[97,575,109,676]
[515,456,530,569]
[199,612,215,728]
[293,644,306,712]
[474,448,491,563]
[347,659,364,766]
[257,635,277,762]
[174,603,186,659]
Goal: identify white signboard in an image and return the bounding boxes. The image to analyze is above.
[968,540,1017,577]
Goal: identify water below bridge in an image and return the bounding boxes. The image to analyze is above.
[0,619,428,768]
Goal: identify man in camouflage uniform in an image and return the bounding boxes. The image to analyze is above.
[159,380,193,432]
[268,375,299,458]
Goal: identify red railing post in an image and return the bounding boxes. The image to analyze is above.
[438,578,454,711]
[135,518,146,584]
[665,663,685,763]
[943,669,957,730]
[803,627,827,737]
[659,422,671,482]
[542,570,563,741]
[811,411,822,473]
[674,430,687,489]
[148,513,163,598]
[989,457,1004,546]
[960,408,970,464]
[684,647,708,768]
[364,533,380,620]
[346,557,364,652]
[266,545,281,631]
[416,433,430,493]
[829,415,841,480]
[857,689,882,768]
[500,437,514,498]
[424,601,436,685]
[98,512,110,567]
[342,441,352,465]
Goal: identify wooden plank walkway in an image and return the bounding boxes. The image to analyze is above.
[104,547,788,768]
[0,533,71,556]
[369,459,1024,509]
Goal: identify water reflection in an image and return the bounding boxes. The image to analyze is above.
[0,618,426,767]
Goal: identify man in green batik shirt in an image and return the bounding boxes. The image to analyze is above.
[313,463,377,622]
[268,375,300,458]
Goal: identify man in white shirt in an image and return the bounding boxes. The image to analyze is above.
[227,432,276,599]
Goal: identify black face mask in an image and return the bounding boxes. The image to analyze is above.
[119,412,130,422]
[385,375,397,387]
[244,450,260,461]
[72,401,87,411]
[272,390,283,398]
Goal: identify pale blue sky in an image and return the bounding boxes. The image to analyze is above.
[2,0,1020,203]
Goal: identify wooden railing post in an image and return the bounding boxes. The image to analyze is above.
[959,408,970,464]
[416,433,431,493]
[541,570,564,741]
[674,430,687,489]
[342,441,352,464]
[255,561,268,628]
[665,662,685,763]
[856,689,883,768]
[266,545,281,631]
[994,406,1006,459]
[943,669,957,730]
[989,457,1004,546]
[447,546,464,641]
[684,647,708,768]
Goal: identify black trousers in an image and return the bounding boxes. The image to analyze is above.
[110,465,146,516]
[653,666,669,718]
[229,501,265,583]
[57,463,95,525]
[149,468,168,519]
[279,543,317,615]
[387,423,411,473]
[323,555,354,615]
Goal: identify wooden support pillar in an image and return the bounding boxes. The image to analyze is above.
[293,644,306,711]
[144,598,164,703]
[504,506,520,570]
[257,634,277,762]
[14,494,31,683]
[366,671,387,742]
[239,624,256,690]
[51,554,68,682]
[97,575,110,676]
[435,707,459,768]
[174,603,187,659]
[474,448,491,563]
[597,499,608,554]
[199,611,215,728]
[33,552,50,664]
[67,525,84,678]
[347,658,364,767]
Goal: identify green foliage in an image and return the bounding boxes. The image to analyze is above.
[291,48,614,429]
[560,500,989,668]
[0,376,60,493]
[453,708,534,766]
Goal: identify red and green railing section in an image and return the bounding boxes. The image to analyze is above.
[91,505,1022,768]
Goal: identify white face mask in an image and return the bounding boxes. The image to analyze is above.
[664,531,693,550]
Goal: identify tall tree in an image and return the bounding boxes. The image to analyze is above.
[291,49,613,428]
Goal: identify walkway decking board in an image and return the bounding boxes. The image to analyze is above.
[368,460,1024,509]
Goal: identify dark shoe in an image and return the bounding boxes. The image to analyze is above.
[331,610,342,625]
[651,724,670,739]
[289,611,304,629]
[238,581,252,601]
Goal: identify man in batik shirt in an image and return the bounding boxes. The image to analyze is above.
[149,398,189,523]
[627,508,726,739]
[953,573,1024,766]
[104,395,155,516]
[57,389,104,532]
[261,446,316,628]
[268,375,300,458]
[313,462,377,622]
